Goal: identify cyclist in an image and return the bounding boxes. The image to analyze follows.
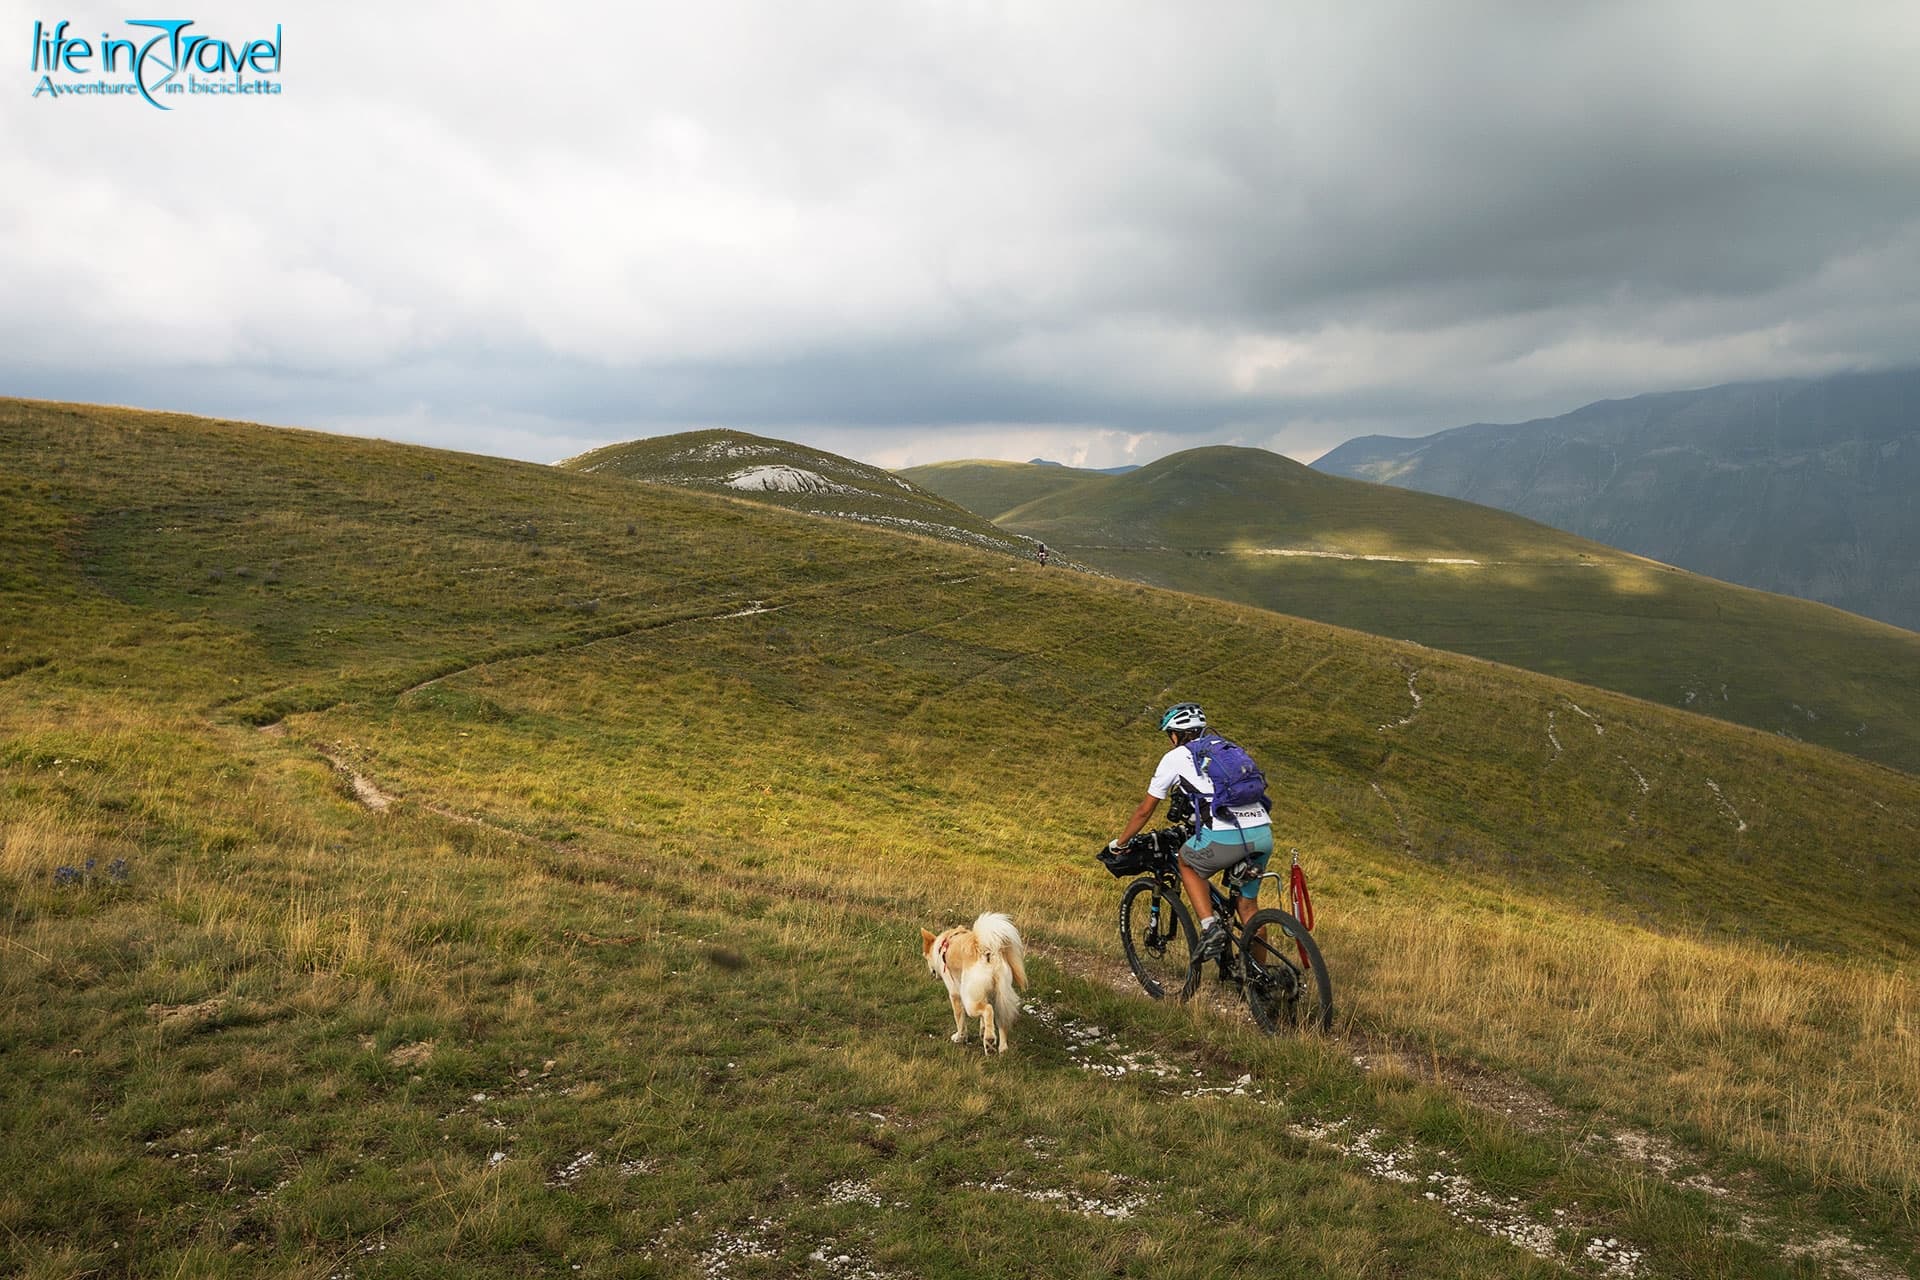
[1107,702,1274,962]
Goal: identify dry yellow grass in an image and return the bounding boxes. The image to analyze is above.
[1,814,128,880]
[1312,886,1917,1205]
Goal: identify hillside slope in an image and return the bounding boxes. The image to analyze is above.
[1314,367,1920,631]
[900,458,1109,520]
[973,445,1920,773]
[4,398,1917,1277]
[563,427,1033,557]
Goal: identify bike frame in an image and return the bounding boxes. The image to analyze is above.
[1141,857,1292,973]
[1113,829,1331,1030]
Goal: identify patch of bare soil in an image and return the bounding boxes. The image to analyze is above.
[386,1041,435,1069]
[147,998,226,1038]
[1776,1233,1909,1280]
[313,745,394,812]
[346,772,391,811]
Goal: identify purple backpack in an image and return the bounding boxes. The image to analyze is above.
[1184,734,1270,826]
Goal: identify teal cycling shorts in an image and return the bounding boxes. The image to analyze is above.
[1178,824,1275,899]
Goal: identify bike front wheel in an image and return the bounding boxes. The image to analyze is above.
[1238,908,1333,1033]
[1119,877,1199,1001]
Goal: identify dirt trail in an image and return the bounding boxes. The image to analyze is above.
[1704,779,1749,833]
[313,745,394,813]
[1378,669,1423,731]
[1369,781,1415,854]
[1021,985,1645,1276]
[1035,946,1908,1280]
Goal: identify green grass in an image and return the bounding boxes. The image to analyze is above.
[904,448,1920,773]
[3,398,1918,1278]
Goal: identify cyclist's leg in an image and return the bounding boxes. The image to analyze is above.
[1176,856,1216,926]
[1233,826,1276,938]
[1178,825,1265,926]
[1176,826,1231,926]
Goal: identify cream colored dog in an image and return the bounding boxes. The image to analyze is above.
[921,912,1028,1054]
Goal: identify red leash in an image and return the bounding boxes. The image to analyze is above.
[1288,851,1315,968]
[1290,862,1314,931]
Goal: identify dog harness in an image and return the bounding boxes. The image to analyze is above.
[937,932,993,979]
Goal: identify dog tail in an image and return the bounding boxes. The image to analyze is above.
[972,912,1027,1027]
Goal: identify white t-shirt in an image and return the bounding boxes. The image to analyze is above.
[1147,743,1271,831]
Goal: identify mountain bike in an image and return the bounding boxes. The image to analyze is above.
[1098,825,1333,1033]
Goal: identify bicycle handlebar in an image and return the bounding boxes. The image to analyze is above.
[1098,823,1193,860]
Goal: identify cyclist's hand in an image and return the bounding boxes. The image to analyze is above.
[1105,839,1124,854]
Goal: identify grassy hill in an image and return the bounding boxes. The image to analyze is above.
[3,398,1918,1278]
[563,428,1032,558]
[912,445,1920,774]
[898,459,1109,522]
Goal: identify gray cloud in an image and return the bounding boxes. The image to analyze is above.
[5,0,1918,467]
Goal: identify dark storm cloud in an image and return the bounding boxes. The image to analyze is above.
[4,0,1917,466]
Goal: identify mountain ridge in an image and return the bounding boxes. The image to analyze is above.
[1313,367,1920,631]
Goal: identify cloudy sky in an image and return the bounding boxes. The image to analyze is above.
[7,1,1919,468]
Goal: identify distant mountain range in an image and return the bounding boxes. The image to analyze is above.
[1313,368,1920,632]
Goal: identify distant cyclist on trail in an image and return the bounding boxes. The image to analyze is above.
[1107,702,1274,963]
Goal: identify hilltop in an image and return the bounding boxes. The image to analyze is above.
[3,398,1917,1278]
[900,458,1111,520]
[910,445,1920,774]
[1313,367,1920,632]
[562,427,1032,558]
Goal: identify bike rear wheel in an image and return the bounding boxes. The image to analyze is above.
[1239,908,1333,1033]
[1119,877,1199,1001]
